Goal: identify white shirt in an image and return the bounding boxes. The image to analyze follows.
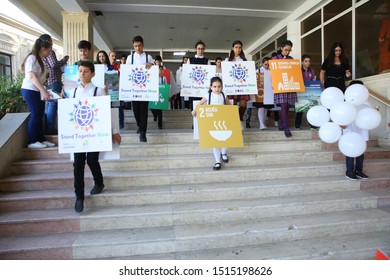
[126,52,154,65]
[72,82,106,98]
[225,56,244,62]
[21,54,47,91]
[203,92,225,105]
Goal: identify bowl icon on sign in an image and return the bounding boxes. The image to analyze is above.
[209,130,232,141]
[209,121,232,141]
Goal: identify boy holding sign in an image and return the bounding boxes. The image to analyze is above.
[71,61,121,213]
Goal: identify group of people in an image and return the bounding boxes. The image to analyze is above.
[20,32,366,211]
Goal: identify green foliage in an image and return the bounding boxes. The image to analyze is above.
[0,72,27,120]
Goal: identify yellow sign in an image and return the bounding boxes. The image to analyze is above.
[196,105,243,148]
[255,72,264,103]
[269,59,305,93]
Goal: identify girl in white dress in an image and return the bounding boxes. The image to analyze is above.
[192,77,231,170]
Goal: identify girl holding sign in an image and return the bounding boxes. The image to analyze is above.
[272,40,297,137]
[225,40,249,130]
[191,77,231,170]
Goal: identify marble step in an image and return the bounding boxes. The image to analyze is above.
[0,209,390,259]
[46,128,318,148]
[121,230,390,260]
[12,147,390,175]
[13,149,336,175]
[24,208,390,259]
[22,139,322,160]
[1,160,389,192]
[1,189,390,237]
[0,174,364,211]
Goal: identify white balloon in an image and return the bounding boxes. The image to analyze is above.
[306,105,330,127]
[320,87,344,110]
[345,84,369,106]
[355,107,382,130]
[318,122,342,143]
[338,132,367,157]
[330,102,357,126]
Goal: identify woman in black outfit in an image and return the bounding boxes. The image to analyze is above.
[320,42,351,92]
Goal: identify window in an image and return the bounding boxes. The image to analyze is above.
[0,53,12,78]
[356,0,388,76]
[301,29,322,78]
[324,0,352,22]
[324,12,352,68]
[301,10,321,35]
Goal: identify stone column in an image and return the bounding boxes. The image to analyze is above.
[287,21,301,61]
[61,12,93,64]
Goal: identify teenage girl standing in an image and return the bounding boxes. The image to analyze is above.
[225,40,249,130]
[192,77,231,170]
[272,40,297,137]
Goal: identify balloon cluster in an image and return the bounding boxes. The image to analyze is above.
[307,85,381,157]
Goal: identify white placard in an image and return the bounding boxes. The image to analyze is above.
[221,61,258,95]
[91,64,105,88]
[263,70,274,105]
[58,96,112,154]
[180,64,216,98]
[192,100,201,140]
[119,64,159,101]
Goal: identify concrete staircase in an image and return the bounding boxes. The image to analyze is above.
[0,109,390,260]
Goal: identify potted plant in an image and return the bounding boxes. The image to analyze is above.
[0,72,27,120]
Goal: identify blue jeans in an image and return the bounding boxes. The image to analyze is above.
[21,88,46,144]
[45,82,62,133]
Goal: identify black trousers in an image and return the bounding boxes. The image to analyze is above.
[74,152,103,199]
[151,109,162,127]
[132,101,149,133]
[346,154,364,173]
[189,97,202,110]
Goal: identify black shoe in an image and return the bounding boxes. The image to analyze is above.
[221,154,229,163]
[119,124,124,129]
[74,198,84,213]
[153,117,157,121]
[284,129,292,138]
[90,184,105,195]
[139,133,147,142]
[213,162,221,170]
[158,125,162,129]
[136,128,141,134]
[246,123,251,128]
[278,126,284,131]
[355,170,369,179]
[345,171,358,180]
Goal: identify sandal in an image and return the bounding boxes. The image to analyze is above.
[221,154,229,163]
[213,162,221,171]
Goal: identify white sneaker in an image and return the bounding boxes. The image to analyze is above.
[28,142,47,149]
[42,141,55,147]
[274,121,279,127]
[240,121,244,131]
[259,123,267,130]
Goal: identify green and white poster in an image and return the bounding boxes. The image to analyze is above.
[148,84,170,110]
[295,81,322,112]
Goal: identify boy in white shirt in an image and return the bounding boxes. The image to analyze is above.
[71,61,121,212]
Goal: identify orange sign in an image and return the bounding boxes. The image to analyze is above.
[196,105,243,148]
[255,72,264,103]
[269,59,305,93]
